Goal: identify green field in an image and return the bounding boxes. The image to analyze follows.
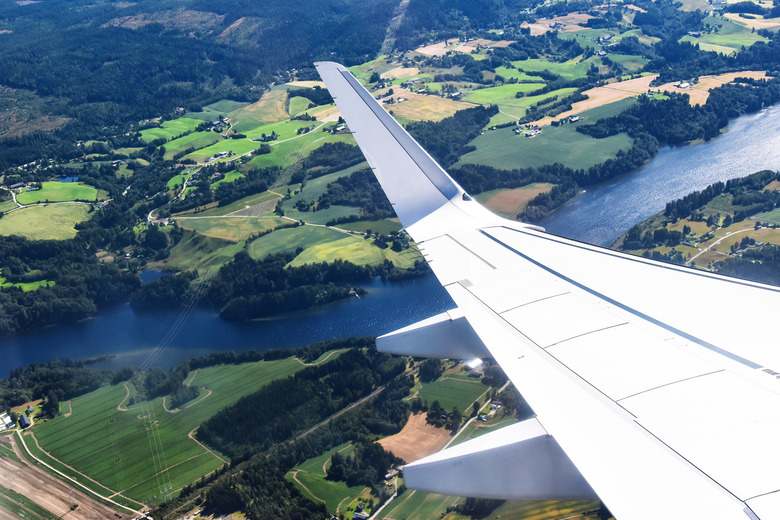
[457,99,636,170]
[376,490,460,520]
[493,66,545,82]
[177,190,281,217]
[288,96,314,116]
[286,442,367,514]
[608,53,650,73]
[0,204,92,240]
[289,235,420,268]
[248,133,355,170]
[0,199,17,212]
[337,219,403,235]
[681,16,769,54]
[211,170,245,188]
[184,138,264,162]
[282,163,368,212]
[241,119,319,141]
[417,373,489,413]
[16,182,98,204]
[248,225,347,259]
[33,358,305,504]
[163,131,223,161]
[166,169,196,191]
[463,83,546,106]
[185,100,249,121]
[139,118,202,143]
[513,56,599,80]
[0,268,54,292]
[177,216,285,242]
[164,231,245,273]
[754,207,780,225]
[283,205,361,225]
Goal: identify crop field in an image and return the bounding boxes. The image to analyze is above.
[288,96,313,116]
[493,66,544,82]
[163,131,223,160]
[474,183,556,219]
[165,231,244,272]
[385,92,477,122]
[139,118,202,143]
[681,16,769,54]
[608,53,650,72]
[247,225,347,259]
[177,216,285,242]
[33,358,304,504]
[417,374,489,413]
[755,207,780,225]
[285,442,367,514]
[16,182,98,204]
[457,120,633,171]
[463,83,546,106]
[723,12,780,31]
[376,490,460,520]
[228,90,290,125]
[0,483,59,519]
[0,204,92,240]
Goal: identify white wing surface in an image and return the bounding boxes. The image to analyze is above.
[315,61,780,520]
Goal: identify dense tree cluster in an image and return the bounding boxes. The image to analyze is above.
[197,347,408,458]
[327,441,403,487]
[716,244,780,286]
[317,169,393,218]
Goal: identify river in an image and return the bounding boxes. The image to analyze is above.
[2,106,780,375]
[539,104,780,246]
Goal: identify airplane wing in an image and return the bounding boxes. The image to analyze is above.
[315,61,780,520]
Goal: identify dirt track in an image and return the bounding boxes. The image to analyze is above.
[0,434,139,519]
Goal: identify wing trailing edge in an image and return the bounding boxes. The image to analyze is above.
[403,418,597,500]
[377,309,489,359]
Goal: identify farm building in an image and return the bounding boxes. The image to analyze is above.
[26,405,34,414]
[19,415,30,428]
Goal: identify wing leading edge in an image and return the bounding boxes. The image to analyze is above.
[315,61,780,520]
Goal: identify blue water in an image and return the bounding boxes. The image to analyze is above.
[0,276,453,376]
[57,176,79,183]
[540,105,780,246]
[139,269,171,284]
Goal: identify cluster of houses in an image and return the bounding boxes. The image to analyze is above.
[206,150,233,162]
[514,125,542,137]
[0,405,35,432]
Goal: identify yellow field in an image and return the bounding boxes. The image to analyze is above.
[229,90,289,124]
[657,71,768,105]
[176,216,286,241]
[475,183,555,219]
[387,92,477,122]
[723,12,780,31]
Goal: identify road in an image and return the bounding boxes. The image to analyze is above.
[686,227,755,265]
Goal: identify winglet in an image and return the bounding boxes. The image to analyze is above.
[315,62,466,228]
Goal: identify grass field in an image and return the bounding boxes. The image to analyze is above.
[184,100,249,121]
[16,182,98,204]
[164,231,244,273]
[177,216,285,242]
[285,442,368,514]
[163,131,223,161]
[33,358,305,504]
[608,53,650,73]
[463,83,546,106]
[681,16,769,54]
[0,205,92,240]
[384,93,477,122]
[211,170,245,188]
[288,235,419,268]
[241,119,319,141]
[375,490,460,520]
[755,207,780,225]
[288,96,314,116]
[417,373,489,413]
[0,199,17,212]
[248,132,355,170]
[183,138,264,162]
[0,268,54,292]
[337,219,403,235]
[282,163,368,212]
[166,169,196,191]
[247,226,347,259]
[457,120,633,170]
[177,190,281,217]
[283,205,361,225]
[513,56,599,80]
[139,118,202,144]
[228,90,290,125]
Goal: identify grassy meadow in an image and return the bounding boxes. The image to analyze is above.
[247,226,348,259]
[0,204,92,240]
[681,16,769,54]
[288,235,421,268]
[33,358,305,504]
[16,182,98,204]
[163,131,223,161]
[417,373,490,413]
[139,118,202,143]
[164,231,244,273]
[177,216,285,242]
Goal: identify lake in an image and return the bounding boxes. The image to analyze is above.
[2,105,780,375]
[539,104,780,246]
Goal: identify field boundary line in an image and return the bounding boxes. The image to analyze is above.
[15,430,146,516]
[118,383,132,411]
[188,427,227,464]
[184,388,212,409]
[296,349,349,366]
[290,470,325,503]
